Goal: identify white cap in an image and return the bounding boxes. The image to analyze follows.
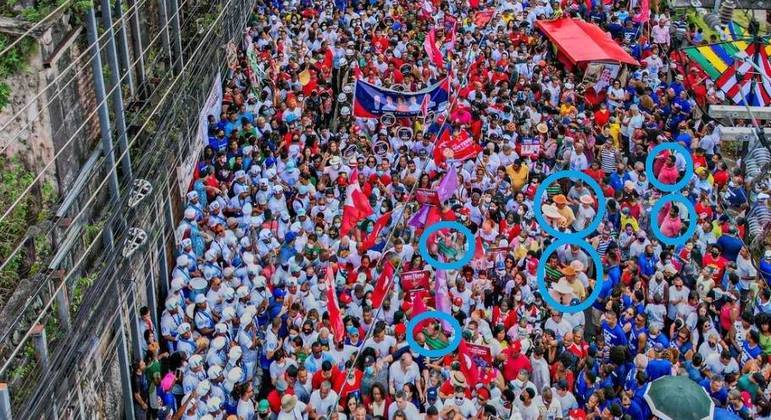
[236,286,249,299]
[189,354,203,368]
[221,306,236,321]
[177,322,191,335]
[165,298,179,311]
[196,380,211,397]
[228,346,242,361]
[212,336,227,351]
[176,255,189,267]
[170,277,185,292]
[227,366,243,383]
[208,365,223,379]
[184,208,196,219]
[222,287,235,300]
[240,313,253,327]
[207,397,222,413]
[254,276,267,288]
[214,323,228,335]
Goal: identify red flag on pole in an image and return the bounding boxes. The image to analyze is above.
[362,211,391,251]
[341,169,374,237]
[473,9,495,27]
[423,29,445,68]
[325,267,345,343]
[458,340,481,384]
[371,260,395,308]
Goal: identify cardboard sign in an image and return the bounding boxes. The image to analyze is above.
[415,189,440,205]
[400,270,430,291]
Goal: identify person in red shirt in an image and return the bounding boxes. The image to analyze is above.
[312,360,344,390]
[594,103,611,127]
[267,377,293,413]
[502,340,531,382]
[702,244,728,283]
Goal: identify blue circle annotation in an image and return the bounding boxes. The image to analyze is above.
[645,142,695,193]
[649,193,698,247]
[536,238,605,314]
[533,170,607,241]
[418,221,475,270]
[405,310,463,358]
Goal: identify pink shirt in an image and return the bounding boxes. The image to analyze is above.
[660,214,682,237]
[652,24,670,45]
[657,164,680,186]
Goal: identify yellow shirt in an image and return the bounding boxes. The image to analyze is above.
[556,205,575,228]
[567,277,586,300]
[506,164,530,191]
[609,122,621,149]
[620,214,639,231]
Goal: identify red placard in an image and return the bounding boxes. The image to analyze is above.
[464,342,493,364]
[400,270,430,292]
[415,189,440,205]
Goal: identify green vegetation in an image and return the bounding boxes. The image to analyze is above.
[0,157,56,308]
[70,271,97,314]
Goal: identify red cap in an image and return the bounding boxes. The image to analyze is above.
[510,339,522,354]
[394,323,406,335]
[339,294,352,304]
[453,297,463,306]
[568,409,587,420]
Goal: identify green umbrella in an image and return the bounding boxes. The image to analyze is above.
[643,375,714,420]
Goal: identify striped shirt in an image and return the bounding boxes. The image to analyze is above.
[600,148,618,174]
[546,183,563,199]
[545,263,562,282]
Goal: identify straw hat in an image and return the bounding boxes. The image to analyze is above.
[552,278,575,295]
[451,371,467,387]
[553,194,568,205]
[561,266,577,277]
[542,205,562,220]
[536,122,548,134]
[579,195,594,205]
[281,395,297,412]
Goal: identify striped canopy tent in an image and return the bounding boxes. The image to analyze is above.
[683,37,771,106]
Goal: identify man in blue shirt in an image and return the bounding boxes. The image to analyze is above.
[602,304,628,348]
[761,250,771,286]
[716,227,744,262]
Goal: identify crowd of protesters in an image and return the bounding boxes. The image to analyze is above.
[128,0,771,419]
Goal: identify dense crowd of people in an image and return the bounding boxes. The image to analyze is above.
[128,0,771,419]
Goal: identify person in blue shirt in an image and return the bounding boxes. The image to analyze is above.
[716,227,744,262]
[683,352,705,383]
[700,375,728,406]
[760,250,771,285]
[671,326,694,360]
[741,330,762,365]
[622,393,645,420]
[645,348,672,380]
[602,304,628,348]
[637,247,658,280]
[609,165,632,195]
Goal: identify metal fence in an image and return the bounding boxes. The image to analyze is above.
[0,0,255,416]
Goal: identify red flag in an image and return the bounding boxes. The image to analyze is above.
[362,212,391,251]
[458,340,481,384]
[423,29,444,69]
[473,236,485,261]
[341,169,374,237]
[473,9,494,27]
[638,0,650,23]
[325,266,345,343]
[469,0,480,9]
[371,260,395,308]
[409,290,432,336]
[352,61,363,79]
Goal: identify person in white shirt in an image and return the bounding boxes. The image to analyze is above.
[308,381,339,418]
[277,394,308,420]
[536,387,563,420]
[450,387,478,418]
[388,391,421,420]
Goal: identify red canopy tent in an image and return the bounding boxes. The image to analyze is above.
[535,18,639,69]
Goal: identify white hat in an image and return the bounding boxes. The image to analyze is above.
[222,287,235,300]
[170,277,185,292]
[227,367,243,383]
[196,380,211,397]
[189,354,203,368]
[212,336,227,351]
[187,191,199,200]
[214,323,228,335]
[765,250,771,259]
[184,208,196,220]
[221,306,236,321]
[205,250,216,262]
[176,255,189,267]
[207,397,222,413]
[181,238,192,248]
[165,298,178,311]
[329,156,341,166]
[194,294,207,304]
[228,346,242,361]
[551,278,575,295]
[242,252,255,265]
[273,185,284,194]
[254,276,267,288]
[236,286,249,299]
[177,322,191,335]
[223,267,235,277]
[207,365,223,379]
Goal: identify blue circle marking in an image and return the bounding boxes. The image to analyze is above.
[405,310,462,358]
[533,170,607,241]
[536,238,604,314]
[645,142,694,193]
[418,221,475,270]
[649,193,698,247]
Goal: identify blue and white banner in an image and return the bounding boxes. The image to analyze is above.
[353,78,450,118]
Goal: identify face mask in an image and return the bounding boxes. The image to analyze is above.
[365,366,374,375]
[376,170,384,176]
[455,397,464,405]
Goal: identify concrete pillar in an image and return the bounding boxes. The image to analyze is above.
[113,0,136,97]
[0,383,11,420]
[31,323,49,371]
[157,0,172,68]
[167,0,183,74]
[126,0,147,96]
[55,287,71,332]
